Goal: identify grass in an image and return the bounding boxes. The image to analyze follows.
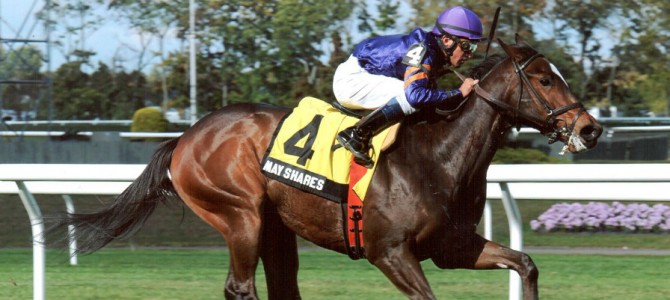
[3,194,670,299]
[1,249,669,299]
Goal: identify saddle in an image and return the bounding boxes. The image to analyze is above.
[260,97,400,259]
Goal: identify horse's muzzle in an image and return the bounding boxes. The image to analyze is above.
[562,123,602,154]
[579,123,602,147]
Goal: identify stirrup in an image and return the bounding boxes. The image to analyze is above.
[342,139,373,168]
[336,131,374,168]
[352,153,374,168]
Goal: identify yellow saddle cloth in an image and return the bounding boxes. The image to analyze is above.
[261,97,394,202]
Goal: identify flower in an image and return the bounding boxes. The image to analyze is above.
[530,202,670,233]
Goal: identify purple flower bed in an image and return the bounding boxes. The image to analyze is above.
[530,202,670,233]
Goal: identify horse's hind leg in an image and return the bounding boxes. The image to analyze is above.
[260,201,301,299]
[182,194,263,300]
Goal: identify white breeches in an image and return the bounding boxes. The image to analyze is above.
[333,55,416,114]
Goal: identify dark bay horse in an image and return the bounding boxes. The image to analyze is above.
[52,36,602,300]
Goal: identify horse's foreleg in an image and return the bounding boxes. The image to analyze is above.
[368,243,436,300]
[260,202,301,300]
[475,239,538,300]
[446,235,538,300]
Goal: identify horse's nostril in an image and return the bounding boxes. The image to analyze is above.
[580,124,602,141]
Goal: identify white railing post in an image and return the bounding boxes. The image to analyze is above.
[62,195,78,266]
[499,182,522,300]
[16,181,45,300]
[484,200,493,240]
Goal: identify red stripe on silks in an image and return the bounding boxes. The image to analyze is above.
[347,160,366,252]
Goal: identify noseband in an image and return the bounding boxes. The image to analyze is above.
[453,53,586,144]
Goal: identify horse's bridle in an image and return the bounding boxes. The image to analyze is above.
[453,52,586,144]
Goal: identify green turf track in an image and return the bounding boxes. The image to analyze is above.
[1,248,669,299]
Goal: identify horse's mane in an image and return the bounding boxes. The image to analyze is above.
[468,54,506,80]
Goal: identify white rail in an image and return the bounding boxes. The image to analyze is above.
[0,164,143,300]
[484,163,670,300]
[0,131,182,139]
[2,163,670,300]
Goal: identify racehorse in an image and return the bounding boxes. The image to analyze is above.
[50,36,602,300]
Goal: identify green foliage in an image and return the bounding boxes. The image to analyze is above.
[39,0,103,64]
[51,62,96,119]
[375,0,400,31]
[0,45,45,114]
[49,62,150,120]
[540,0,669,115]
[492,147,568,164]
[7,0,668,120]
[615,1,670,116]
[130,107,167,133]
[0,45,43,76]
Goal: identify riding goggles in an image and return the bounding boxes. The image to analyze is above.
[449,34,478,54]
[458,39,478,54]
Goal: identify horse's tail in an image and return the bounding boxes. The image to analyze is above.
[48,138,181,254]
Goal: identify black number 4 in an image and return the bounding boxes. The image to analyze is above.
[283,115,323,165]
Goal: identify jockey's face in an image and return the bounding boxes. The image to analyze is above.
[441,35,477,68]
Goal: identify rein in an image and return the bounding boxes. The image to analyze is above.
[451,53,586,143]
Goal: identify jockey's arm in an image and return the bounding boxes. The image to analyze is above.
[402,65,463,109]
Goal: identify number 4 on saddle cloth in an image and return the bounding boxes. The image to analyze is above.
[260,97,399,259]
[261,96,398,204]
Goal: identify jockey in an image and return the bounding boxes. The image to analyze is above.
[334,6,485,168]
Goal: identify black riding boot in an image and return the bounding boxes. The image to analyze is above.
[336,98,404,168]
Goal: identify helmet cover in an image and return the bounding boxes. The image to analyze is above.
[432,6,484,40]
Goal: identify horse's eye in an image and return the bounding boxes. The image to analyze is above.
[539,78,552,86]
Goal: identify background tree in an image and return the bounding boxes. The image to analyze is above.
[88,62,116,119]
[271,0,358,104]
[546,1,617,102]
[52,62,95,119]
[108,0,184,113]
[40,0,104,65]
[537,0,669,116]
[0,45,45,117]
[10,0,670,120]
[614,0,670,116]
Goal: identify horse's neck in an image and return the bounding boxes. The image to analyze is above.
[404,90,509,178]
[448,96,508,171]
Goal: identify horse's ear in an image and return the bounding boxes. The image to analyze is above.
[498,38,512,57]
[498,37,526,62]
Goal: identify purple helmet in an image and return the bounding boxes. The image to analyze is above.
[432,6,484,40]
